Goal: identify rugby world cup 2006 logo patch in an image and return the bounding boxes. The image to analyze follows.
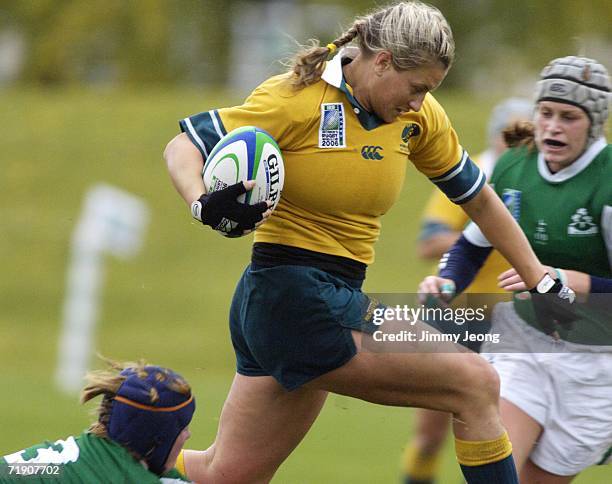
[502,188,522,221]
[319,103,346,148]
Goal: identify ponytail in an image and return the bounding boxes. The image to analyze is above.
[289,24,361,90]
[503,121,536,150]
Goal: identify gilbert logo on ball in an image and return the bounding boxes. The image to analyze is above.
[202,126,285,235]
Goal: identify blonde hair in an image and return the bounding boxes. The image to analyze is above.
[80,358,191,438]
[290,1,454,89]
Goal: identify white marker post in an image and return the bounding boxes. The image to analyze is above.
[55,184,150,393]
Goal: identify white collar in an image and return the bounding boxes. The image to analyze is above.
[537,137,607,183]
[321,47,359,88]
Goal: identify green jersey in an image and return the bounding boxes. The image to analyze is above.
[467,139,612,344]
[0,432,191,483]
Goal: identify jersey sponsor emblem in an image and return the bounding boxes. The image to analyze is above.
[501,189,521,221]
[319,103,346,148]
[361,145,384,160]
[534,219,549,245]
[567,208,599,236]
[399,123,421,154]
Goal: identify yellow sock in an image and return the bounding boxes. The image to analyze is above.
[402,441,441,480]
[454,431,513,467]
[175,449,186,475]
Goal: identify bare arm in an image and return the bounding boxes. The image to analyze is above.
[498,267,592,293]
[164,133,206,207]
[164,132,271,234]
[460,184,546,289]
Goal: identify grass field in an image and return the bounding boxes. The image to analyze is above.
[1,87,609,483]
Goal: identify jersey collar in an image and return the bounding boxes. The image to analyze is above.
[321,47,385,130]
[537,137,607,183]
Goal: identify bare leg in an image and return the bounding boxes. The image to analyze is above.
[520,459,576,484]
[186,322,508,483]
[499,398,542,472]
[185,373,327,484]
[309,329,505,441]
[413,408,452,455]
[402,409,451,482]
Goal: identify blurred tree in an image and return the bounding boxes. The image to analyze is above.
[2,0,230,85]
[1,0,610,88]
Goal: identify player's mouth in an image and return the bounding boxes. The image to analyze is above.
[543,139,568,150]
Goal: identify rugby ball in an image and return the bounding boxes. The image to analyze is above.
[202,126,285,235]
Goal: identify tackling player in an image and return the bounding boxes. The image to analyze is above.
[0,360,195,483]
[420,56,612,483]
[165,2,573,482]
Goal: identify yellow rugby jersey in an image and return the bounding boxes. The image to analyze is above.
[180,48,484,264]
[420,150,509,294]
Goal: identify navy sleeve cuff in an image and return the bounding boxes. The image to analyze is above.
[438,234,493,294]
[590,275,612,293]
[430,152,486,205]
[179,110,227,160]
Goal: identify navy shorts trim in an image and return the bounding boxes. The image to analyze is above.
[229,264,377,390]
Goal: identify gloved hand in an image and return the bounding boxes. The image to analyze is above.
[190,182,270,237]
[529,273,577,338]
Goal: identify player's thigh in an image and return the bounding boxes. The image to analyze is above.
[499,398,542,472]
[307,325,498,412]
[520,458,576,484]
[209,373,328,483]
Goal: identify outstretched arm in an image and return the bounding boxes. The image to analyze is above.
[460,184,546,289]
[499,267,612,294]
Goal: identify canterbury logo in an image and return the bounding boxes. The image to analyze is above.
[361,145,384,160]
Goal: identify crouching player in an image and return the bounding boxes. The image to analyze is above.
[0,360,195,483]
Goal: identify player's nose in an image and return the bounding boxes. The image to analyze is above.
[408,96,425,112]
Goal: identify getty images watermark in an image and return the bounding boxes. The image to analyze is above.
[362,293,612,353]
[360,293,508,353]
[369,301,499,346]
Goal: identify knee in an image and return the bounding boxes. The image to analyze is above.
[453,355,500,409]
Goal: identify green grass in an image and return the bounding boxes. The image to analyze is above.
[1,87,609,483]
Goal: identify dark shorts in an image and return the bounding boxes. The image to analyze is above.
[229,264,377,390]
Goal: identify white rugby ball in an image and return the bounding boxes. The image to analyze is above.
[202,126,285,236]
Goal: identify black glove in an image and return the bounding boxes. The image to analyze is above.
[529,273,577,338]
[190,182,269,237]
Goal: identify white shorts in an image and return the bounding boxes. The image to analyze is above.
[482,302,612,476]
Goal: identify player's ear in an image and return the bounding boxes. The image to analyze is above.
[373,50,393,76]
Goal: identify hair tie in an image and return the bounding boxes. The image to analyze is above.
[326,43,337,54]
